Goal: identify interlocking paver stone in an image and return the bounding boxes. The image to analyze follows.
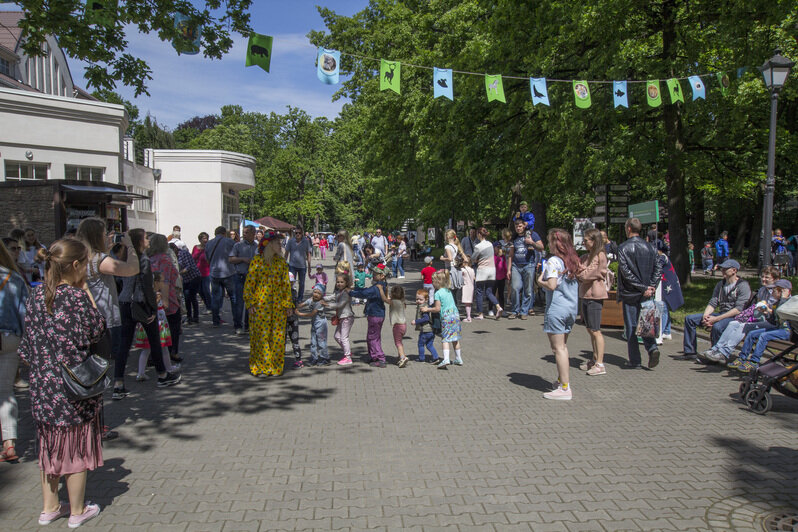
[1,259,797,531]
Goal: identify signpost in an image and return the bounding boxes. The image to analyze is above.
[628,200,660,224]
[593,184,630,230]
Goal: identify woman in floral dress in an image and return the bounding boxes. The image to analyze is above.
[244,232,293,377]
[18,238,106,528]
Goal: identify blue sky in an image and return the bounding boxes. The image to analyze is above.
[2,1,367,128]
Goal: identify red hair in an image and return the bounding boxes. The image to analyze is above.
[547,228,580,280]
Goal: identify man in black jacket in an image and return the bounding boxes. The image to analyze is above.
[617,218,663,369]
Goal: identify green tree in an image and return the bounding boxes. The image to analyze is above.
[13,0,252,95]
[134,114,175,150]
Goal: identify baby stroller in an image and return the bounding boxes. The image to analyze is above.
[738,322,798,415]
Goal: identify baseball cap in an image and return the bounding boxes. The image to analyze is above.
[774,279,792,290]
[313,283,326,294]
[316,264,323,270]
[719,259,740,270]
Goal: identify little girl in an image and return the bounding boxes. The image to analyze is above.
[312,264,328,287]
[349,264,389,367]
[323,274,355,366]
[422,270,462,369]
[460,256,476,322]
[494,242,507,310]
[388,285,409,367]
[295,283,330,365]
[413,288,439,363]
[136,276,180,380]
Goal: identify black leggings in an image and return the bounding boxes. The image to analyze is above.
[183,277,200,322]
[494,279,506,308]
[116,302,166,380]
[475,280,500,314]
[166,310,182,356]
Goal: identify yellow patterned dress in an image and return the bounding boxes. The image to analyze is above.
[243,254,293,376]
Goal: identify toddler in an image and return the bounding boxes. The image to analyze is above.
[295,283,330,366]
[349,264,389,367]
[413,288,439,363]
[421,256,436,305]
[460,257,476,322]
[701,242,713,275]
[353,263,372,305]
[421,270,463,369]
[136,280,180,380]
[311,264,328,287]
[688,242,695,273]
[389,285,409,367]
[323,274,355,366]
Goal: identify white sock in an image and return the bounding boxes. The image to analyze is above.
[137,349,150,377]
[455,349,462,363]
[443,349,450,364]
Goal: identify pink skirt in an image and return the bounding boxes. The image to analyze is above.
[37,414,103,476]
[392,323,407,347]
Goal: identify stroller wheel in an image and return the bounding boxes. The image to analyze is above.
[738,381,751,402]
[745,388,773,415]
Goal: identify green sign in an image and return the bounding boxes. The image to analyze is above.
[628,200,660,224]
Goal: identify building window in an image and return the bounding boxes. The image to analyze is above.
[129,186,153,212]
[222,194,238,217]
[0,57,10,76]
[4,161,49,181]
[65,165,104,182]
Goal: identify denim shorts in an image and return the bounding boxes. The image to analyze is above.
[544,311,576,335]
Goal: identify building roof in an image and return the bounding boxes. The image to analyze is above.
[0,71,38,92]
[0,12,24,52]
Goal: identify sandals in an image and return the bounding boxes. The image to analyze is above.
[398,357,409,368]
[0,445,19,462]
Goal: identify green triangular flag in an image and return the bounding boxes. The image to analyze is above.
[716,72,730,96]
[246,33,273,73]
[666,78,684,103]
[84,0,118,26]
[646,80,662,107]
[573,80,591,108]
[380,60,401,94]
[485,75,506,103]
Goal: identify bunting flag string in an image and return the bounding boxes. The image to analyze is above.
[530,78,550,106]
[317,47,340,84]
[688,75,706,100]
[433,68,453,100]
[613,80,628,108]
[646,80,662,107]
[380,59,401,94]
[667,78,684,103]
[485,74,506,103]
[172,13,201,56]
[245,33,273,73]
[573,81,591,108]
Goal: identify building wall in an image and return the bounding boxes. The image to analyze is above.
[0,88,127,184]
[122,160,157,233]
[0,184,57,244]
[156,182,223,249]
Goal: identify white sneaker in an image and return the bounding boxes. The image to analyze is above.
[234,328,243,335]
[662,333,672,340]
[543,385,572,400]
[488,311,495,317]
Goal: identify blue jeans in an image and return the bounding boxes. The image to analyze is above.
[289,266,306,303]
[741,327,790,363]
[392,256,404,277]
[511,262,536,315]
[232,273,248,329]
[702,259,713,272]
[623,301,657,366]
[211,275,236,326]
[417,331,439,362]
[310,318,329,361]
[683,312,735,354]
[200,276,211,309]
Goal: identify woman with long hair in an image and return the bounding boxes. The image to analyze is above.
[576,228,609,375]
[440,229,465,305]
[333,229,354,285]
[76,218,140,360]
[18,239,105,527]
[0,240,28,463]
[471,227,503,320]
[538,228,580,400]
[244,232,294,377]
[115,229,181,399]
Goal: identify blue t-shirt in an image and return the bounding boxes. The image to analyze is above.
[511,231,541,267]
[434,288,457,314]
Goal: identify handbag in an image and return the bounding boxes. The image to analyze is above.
[131,300,154,322]
[60,355,111,401]
[331,316,340,326]
[635,299,661,339]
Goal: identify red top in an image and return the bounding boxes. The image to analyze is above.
[494,255,507,280]
[319,238,328,249]
[192,245,210,277]
[421,266,436,284]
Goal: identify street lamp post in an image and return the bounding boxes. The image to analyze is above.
[758,49,794,269]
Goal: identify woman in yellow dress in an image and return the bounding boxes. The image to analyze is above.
[244,232,293,377]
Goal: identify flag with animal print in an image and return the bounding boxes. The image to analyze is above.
[433,68,453,100]
[530,78,550,106]
[666,78,684,103]
[485,75,505,103]
[84,0,118,27]
[572,80,591,108]
[172,13,201,55]
[246,33,273,73]
[317,48,340,85]
[646,80,662,107]
[380,60,401,94]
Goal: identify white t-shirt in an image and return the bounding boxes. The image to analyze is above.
[542,256,565,287]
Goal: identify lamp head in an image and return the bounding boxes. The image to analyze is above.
[758,49,795,91]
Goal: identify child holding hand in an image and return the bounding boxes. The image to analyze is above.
[413,288,439,363]
[349,264,390,367]
[421,256,436,305]
[422,270,462,369]
[388,285,409,367]
[323,274,355,366]
[295,283,330,366]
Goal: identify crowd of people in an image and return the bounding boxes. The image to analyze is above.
[0,209,795,527]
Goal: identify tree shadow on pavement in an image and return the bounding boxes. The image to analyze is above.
[574,349,629,369]
[84,457,131,508]
[507,372,552,392]
[711,436,798,508]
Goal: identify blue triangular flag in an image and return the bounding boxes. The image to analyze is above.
[613,81,628,108]
[529,78,549,106]
[433,68,453,100]
[317,48,340,85]
[688,75,705,100]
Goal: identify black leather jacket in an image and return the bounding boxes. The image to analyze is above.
[617,236,662,304]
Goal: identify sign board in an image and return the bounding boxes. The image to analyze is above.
[592,215,607,224]
[573,218,594,250]
[594,204,606,215]
[609,194,629,203]
[610,216,628,224]
[609,184,629,192]
[594,185,607,194]
[628,200,660,224]
[595,194,607,204]
[609,206,628,214]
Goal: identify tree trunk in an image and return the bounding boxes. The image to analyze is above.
[732,208,750,257]
[662,0,689,285]
[693,190,705,247]
[749,190,764,268]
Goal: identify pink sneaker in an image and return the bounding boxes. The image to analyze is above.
[543,386,572,401]
[67,502,100,528]
[337,355,353,366]
[39,503,70,525]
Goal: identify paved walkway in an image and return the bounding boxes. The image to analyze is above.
[2,259,797,531]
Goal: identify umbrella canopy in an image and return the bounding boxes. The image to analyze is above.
[253,216,296,232]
